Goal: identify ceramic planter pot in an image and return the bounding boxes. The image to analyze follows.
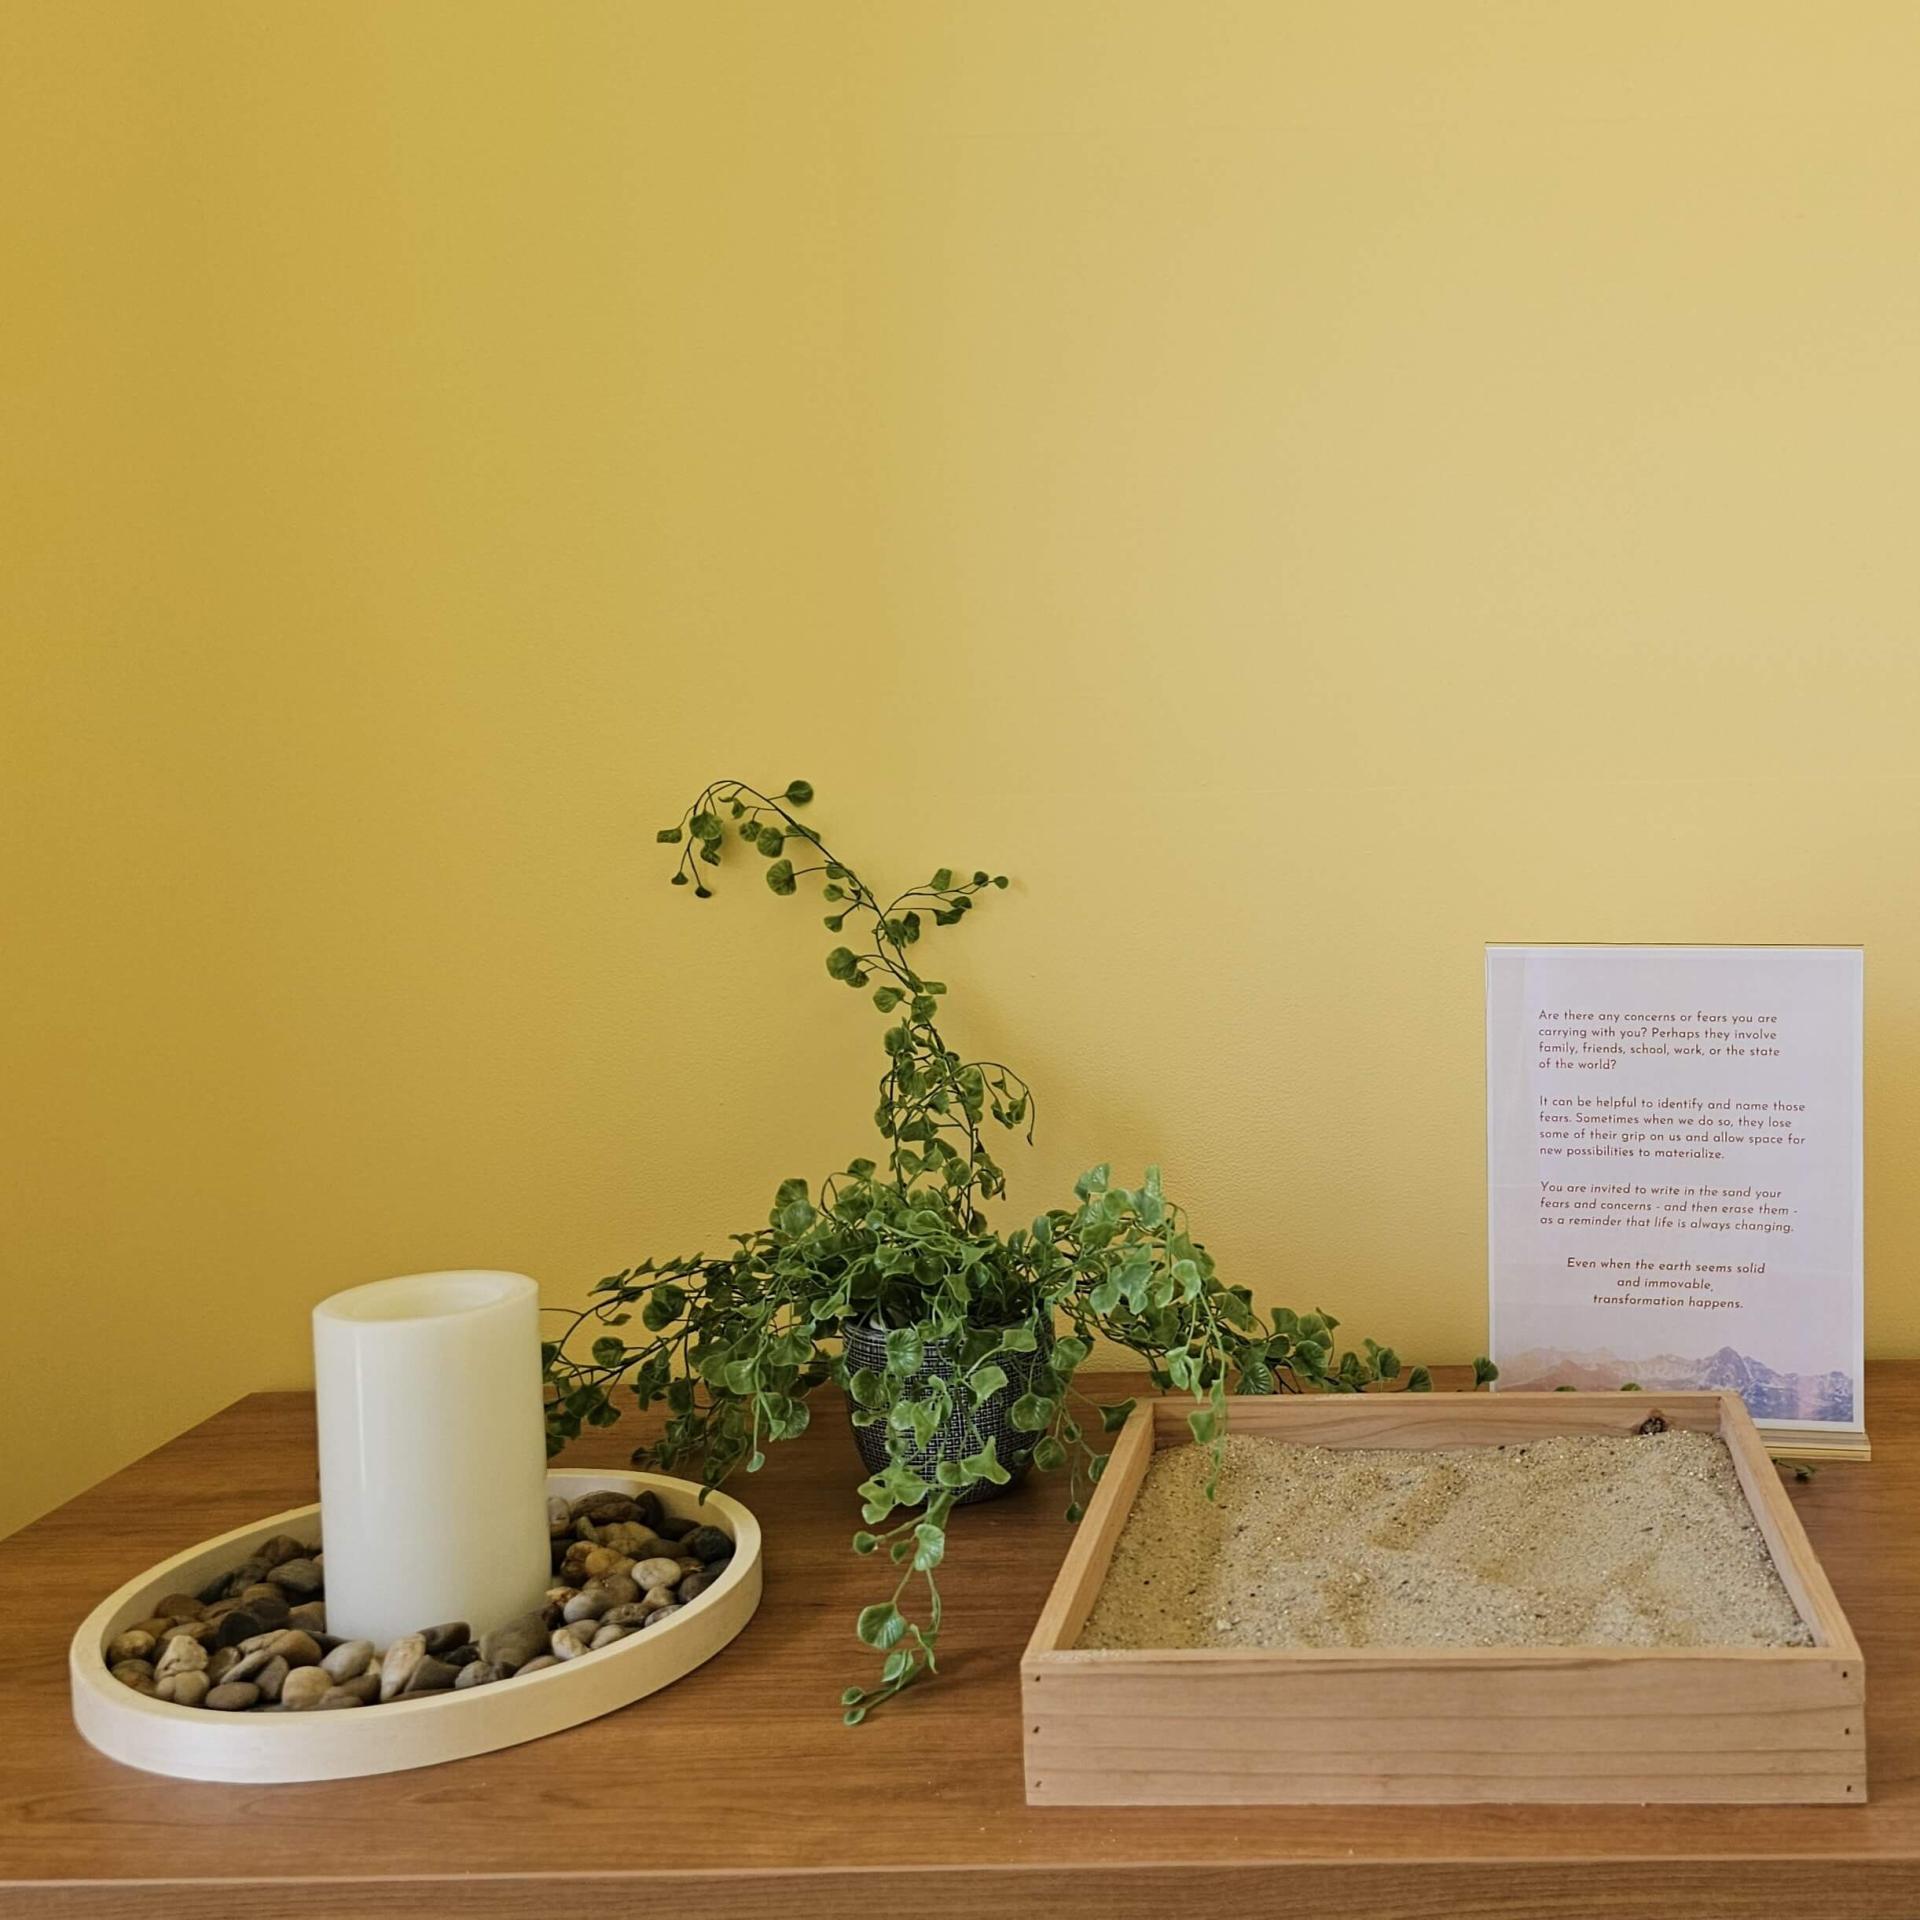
[841,1318,1056,1507]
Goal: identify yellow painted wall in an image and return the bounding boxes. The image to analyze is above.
[6,2,1919,1537]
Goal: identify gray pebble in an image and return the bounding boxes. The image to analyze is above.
[206,1646,242,1684]
[548,1495,572,1538]
[154,1636,209,1680]
[549,1624,594,1660]
[589,1622,631,1649]
[677,1570,715,1602]
[420,1620,469,1656]
[631,1557,682,1591]
[454,1660,501,1689]
[331,1670,381,1704]
[321,1639,374,1683]
[205,1681,260,1711]
[643,1604,683,1629]
[515,1654,559,1675]
[267,1557,323,1597]
[252,1655,291,1702]
[593,1572,640,1609]
[563,1588,612,1625]
[599,1603,653,1628]
[478,1612,549,1675]
[683,1526,733,1563]
[403,1655,459,1695]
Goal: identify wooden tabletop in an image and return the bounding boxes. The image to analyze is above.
[2,1365,1917,1919]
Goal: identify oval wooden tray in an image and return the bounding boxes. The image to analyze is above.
[70,1468,762,1782]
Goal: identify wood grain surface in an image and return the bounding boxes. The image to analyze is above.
[1,1366,1916,1918]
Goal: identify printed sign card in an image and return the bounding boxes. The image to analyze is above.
[1486,944,1865,1456]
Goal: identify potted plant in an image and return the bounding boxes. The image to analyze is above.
[544,777,1479,1720]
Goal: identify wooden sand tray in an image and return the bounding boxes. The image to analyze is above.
[1023,1391,1863,1806]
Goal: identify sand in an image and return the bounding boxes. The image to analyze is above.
[1076,1430,1813,1651]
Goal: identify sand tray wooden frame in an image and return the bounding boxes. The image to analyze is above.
[1022,1391,1863,1806]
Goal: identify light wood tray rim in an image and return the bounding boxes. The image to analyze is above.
[70,1468,762,1781]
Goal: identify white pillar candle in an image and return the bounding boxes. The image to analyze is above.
[313,1270,551,1649]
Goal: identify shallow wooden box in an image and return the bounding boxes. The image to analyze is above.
[1022,1391,1864,1806]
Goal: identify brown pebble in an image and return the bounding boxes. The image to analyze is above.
[592,1572,641,1609]
[333,1670,381,1704]
[286,1602,327,1636]
[569,1490,641,1524]
[106,1630,157,1665]
[316,1686,365,1708]
[379,1633,426,1702]
[110,1659,157,1689]
[241,1587,292,1629]
[589,1622,632,1649]
[206,1645,242,1683]
[516,1654,559,1675]
[267,1629,323,1668]
[152,1593,205,1623]
[454,1660,501,1689]
[205,1682,260,1711]
[420,1621,469,1656]
[252,1655,290,1702]
[280,1667,332,1710]
[255,1535,309,1568]
[631,1557,681,1591]
[214,1610,263,1649]
[156,1671,211,1708]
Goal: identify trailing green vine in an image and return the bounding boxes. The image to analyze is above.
[543,778,1488,1721]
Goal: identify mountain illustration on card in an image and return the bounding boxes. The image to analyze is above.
[1501,1344,1855,1422]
